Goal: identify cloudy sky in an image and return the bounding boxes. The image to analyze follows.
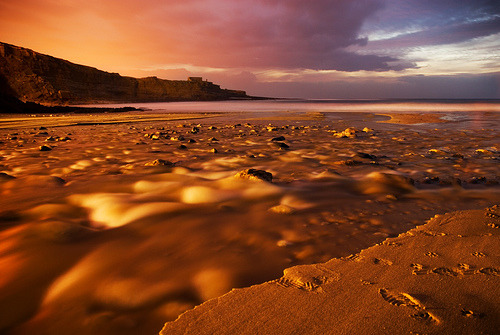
[1,0,499,98]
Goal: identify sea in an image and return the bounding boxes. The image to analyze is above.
[81,99,500,114]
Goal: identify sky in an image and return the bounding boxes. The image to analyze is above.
[1,0,499,99]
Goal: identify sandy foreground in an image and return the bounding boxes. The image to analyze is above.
[0,110,498,334]
[162,207,500,335]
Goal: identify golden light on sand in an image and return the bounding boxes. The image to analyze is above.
[0,109,499,334]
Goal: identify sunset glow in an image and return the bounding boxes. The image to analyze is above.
[1,0,499,98]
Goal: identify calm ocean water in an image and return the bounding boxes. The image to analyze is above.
[82,99,500,114]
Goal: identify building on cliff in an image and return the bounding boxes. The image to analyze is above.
[187,77,203,83]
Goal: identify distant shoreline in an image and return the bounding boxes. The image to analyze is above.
[2,95,499,115]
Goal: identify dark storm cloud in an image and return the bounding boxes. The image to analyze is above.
[162,0,404,71]
[125,0,409,71]
[369,0,500,47]
[370,17,500,49]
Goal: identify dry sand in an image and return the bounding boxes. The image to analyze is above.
[0,110,498,334]
[161,206,500,334]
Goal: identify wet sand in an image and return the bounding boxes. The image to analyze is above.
[0,110,499,334]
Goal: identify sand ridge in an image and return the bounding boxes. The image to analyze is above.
[376,113,447,124]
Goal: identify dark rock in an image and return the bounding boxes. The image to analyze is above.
[0,172,16,181]
[274,142,289,149]
[0,210,21,223]
[271,136,286,142]
[235,168,273,182]
[39,145,52,151]
[144,159,174,167]
[211,148,218,153]
[209,137,219,142]
[334,127,357,138]
[188,139,196,143]
[170,135,185,141]
[178,144,188,150]
[357,152,377,160]
[341,160,363,166]
[423,176,440,184]
[469,177,486,184]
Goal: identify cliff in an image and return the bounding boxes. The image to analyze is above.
[0,42,249,105]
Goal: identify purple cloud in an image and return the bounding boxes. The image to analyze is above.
[366,0,500,47]
[137,0,401,71]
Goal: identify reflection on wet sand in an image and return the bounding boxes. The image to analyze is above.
[0,111,499,334]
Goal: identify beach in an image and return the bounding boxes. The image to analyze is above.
[0,106,499,334]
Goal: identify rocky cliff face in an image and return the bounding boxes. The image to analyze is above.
[0,42,249,105]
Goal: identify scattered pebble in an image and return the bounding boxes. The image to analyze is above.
[269,205,295,214]
[39,145,52,151]
[144,159,174,167]
[274,142,289,150]
[271,136,286,142]
[276,240,294,247]
[235,168,273,182]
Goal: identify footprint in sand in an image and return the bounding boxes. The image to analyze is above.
[477,268,500,276]
[410,263,428,275]
[430,267,460,276]
[485,205,500,218]
[378,288,440,324]
[421,230,447,237]
[411,264,496,276]
[382,241,402,247]
[274,275,331,292]
[361,280,376,285]
[273,266,339,292]
[457,263,475,275]
[410,311,440,324]
[373,258,393,265]
[461,309,485,319]
[344,254,365,262]
[485,206,500,227]
[379,289,422,309]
